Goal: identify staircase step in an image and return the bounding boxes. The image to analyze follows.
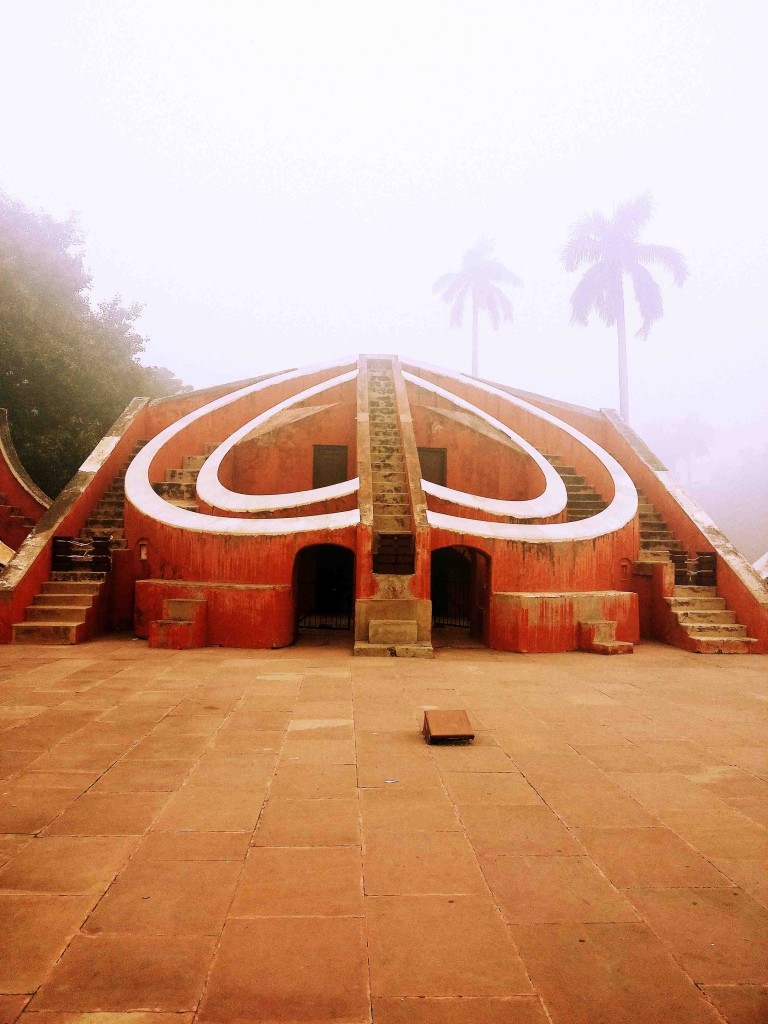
[641,541,684,551]
[683,622,749,638]
[25,606,89,624]
[33,593,94,607]
[676,609,736,624]
[153,482,196,499]
[376,503,410,514]
[686,635,757,654]
[13,622,85,645]
[42,580,102,595]
[50,571,107,583]
[668,597,727,611]
[166,469,198,483]
[590,640,634,655]
[675,586,717,597]
[374,513,412,530]
[353,641,434,659]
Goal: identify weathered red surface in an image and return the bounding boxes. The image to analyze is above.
[137,579,294,648]
[491,590,638,653]
[0,400,151,643]
[3,356,765,654]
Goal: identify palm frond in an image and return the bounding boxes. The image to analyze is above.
[561,212,608,270]
[432,272,459,296]
[448,282,471,328]
[465,237,495,262]
[569,263,617,328]
[628,261,663,339]
[612,191,654,241]
[486,260,523,286]
[635,243,689,286]
[483,287,501,329]
[434,272,470,304]
[490,285,516,324]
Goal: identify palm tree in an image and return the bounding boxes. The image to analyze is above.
[562,192,688,421]
[433,239,522,377]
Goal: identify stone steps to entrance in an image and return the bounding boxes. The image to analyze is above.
[13,621,90,644]
[10,437,146,648]
[24,605,91,624]
[13,573,106,645]
[635,491,689,568]
[675,608,736,624]
[542,455,606,523]
[368,362,413,552]
[664,585,757,654]
[33,592,95,607]
[373,515,411,533]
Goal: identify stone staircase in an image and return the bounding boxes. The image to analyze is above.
[152,443,218,512]
[540,458,757,655]
[542,453,607,521]
[149,597,207,649]
[12,442,150,645]
[631,495,757,653]
[354,359,431,658]
[369,362,412,543]
[79,440,148,549]
[0,493,35,550]
[13,572,106,645]
[665,585,757,654]
[635,491,685,565]
[578,619,633,655]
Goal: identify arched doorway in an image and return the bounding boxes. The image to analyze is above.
[294,544,355,633]
[431,546,490,643]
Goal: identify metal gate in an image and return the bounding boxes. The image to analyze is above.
[433,581,471,628]
[298,607,352,630]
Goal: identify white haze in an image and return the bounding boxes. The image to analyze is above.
[1,1,766,558]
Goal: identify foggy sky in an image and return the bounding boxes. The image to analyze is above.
[1,1,766,557]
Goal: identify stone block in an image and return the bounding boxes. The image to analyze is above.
[369,619,418,645]
[423,710,475,743]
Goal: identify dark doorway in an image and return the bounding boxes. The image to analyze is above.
[313,445,348,488]
[418,447,447,486]
[431,546,490,642]
[295,545,354,631]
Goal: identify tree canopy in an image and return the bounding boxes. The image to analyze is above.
[0,192,186,497]
[433,239,522,377]
[562,191,688,420]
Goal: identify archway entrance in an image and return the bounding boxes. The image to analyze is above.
[431,546,490,643]
[294,545,355,632]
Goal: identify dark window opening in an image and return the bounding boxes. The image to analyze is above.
[313,445,348,488]
[418,447,447,486]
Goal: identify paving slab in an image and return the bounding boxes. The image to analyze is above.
[0,637,765,1022]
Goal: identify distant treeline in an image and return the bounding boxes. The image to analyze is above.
[0,193,187,498]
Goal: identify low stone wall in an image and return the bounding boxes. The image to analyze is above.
[491,590,639,653]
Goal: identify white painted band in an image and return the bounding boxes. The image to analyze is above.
[196,370,359,513]
[403,360,638,542]
[402,371,567,519]
[125,357,361,536]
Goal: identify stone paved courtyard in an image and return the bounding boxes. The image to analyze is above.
[0,635,766,1023]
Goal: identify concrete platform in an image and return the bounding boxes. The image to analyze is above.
[0,635,766,1023]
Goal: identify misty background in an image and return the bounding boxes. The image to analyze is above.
[0,1,765,560]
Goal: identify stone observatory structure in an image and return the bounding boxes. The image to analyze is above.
[0,354,765,654]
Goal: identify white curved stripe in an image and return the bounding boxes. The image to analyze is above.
[403,359,638,543]
[402,372,566,519]
[125,357,360,536]
[197,370,359,513]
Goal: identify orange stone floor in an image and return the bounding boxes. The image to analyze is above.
[0,633,767,1024]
